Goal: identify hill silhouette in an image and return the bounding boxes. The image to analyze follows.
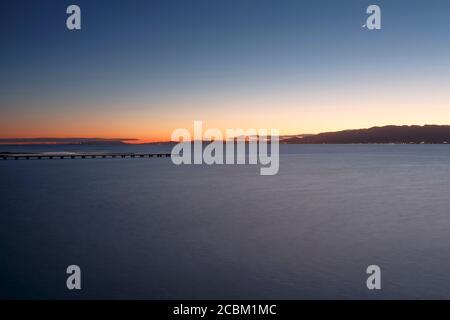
[284,125,450,144]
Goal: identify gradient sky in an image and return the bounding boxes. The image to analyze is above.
[1,0,450,141]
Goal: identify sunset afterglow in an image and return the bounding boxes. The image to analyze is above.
[2,0,450,142]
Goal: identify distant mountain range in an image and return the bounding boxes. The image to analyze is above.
[283,125,450,144]
[3,125,450,145]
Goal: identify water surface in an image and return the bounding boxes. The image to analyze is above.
[1,144,450,299]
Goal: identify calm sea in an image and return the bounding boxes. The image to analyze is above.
[1,144,450,299]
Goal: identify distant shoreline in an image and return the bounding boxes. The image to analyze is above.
[2,125,450,146]
[1,142,450,148]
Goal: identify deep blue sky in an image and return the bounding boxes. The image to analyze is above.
[1,0,450,139]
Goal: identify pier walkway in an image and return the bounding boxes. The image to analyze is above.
[0,153,172,160]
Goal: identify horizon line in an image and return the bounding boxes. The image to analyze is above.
[1,124,450,145]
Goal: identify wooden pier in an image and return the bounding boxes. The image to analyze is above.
[0,152,172,161]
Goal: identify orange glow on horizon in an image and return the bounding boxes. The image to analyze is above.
[3,77,450,143]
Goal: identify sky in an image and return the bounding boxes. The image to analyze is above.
[1,0,450,142]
